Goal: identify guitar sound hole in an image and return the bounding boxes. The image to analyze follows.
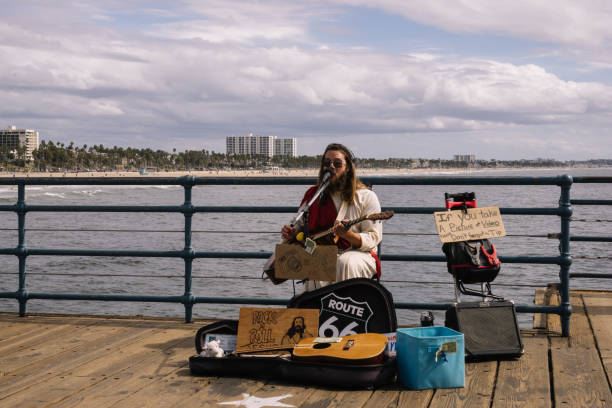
[313,343,331,349]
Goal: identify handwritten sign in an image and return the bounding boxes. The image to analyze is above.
[433,206,506,243]
[235,307,319,354]
[275,243,337,281]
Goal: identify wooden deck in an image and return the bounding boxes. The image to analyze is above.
[1,289,611,408]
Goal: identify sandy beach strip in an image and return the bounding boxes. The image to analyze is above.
[0,168,437,178]
[0,166,600,178]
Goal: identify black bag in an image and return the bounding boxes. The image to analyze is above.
[442,239,501,284]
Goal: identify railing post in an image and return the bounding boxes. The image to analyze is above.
[558,175,573,337]
[182,176,195,323]
[16,183,28,316]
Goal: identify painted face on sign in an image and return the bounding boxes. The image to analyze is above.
[294,317,304,330]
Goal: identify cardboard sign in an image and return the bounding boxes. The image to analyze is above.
[235,307,319,354]
[274,243,337,281]
[433,206,506,243]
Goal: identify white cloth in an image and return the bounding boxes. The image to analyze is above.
[304,187,382,292]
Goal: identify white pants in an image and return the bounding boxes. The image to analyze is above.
[303,250,377,292]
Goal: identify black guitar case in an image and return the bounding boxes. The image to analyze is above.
[189,278,398,388]
[287,278,397,336]
[189,354,396,388]
[189,317,396,388]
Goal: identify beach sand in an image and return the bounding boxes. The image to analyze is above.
[0,168,434,178]
[0,166,597,178]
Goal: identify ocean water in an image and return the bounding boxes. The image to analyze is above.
[0,168,611,328]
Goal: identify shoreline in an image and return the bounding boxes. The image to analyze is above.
[0,165,609,178]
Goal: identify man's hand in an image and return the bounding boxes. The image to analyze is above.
[331,219,349,238]
[331,219,362,248]
[281,224,297,240]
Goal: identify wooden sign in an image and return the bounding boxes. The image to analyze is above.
[235,307,319,354]
[433,206,506,243]
[274,243,337,281]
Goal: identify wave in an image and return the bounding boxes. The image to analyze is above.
[39,190,102,198]
[28,187,104,199]
[18,184,178,198]
[43,192,67,198]
[0,184,180,203]
[0,186,17,200]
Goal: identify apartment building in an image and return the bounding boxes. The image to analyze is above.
[0,125,39,161]
[453,154,476,163]
[226,133,296,157]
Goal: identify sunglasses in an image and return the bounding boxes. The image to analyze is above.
[323,159,345,168]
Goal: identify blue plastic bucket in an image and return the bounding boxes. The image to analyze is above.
[396,326,465,389]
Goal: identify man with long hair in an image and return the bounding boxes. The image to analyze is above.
[281,316,314,345]
[281,143,382,291]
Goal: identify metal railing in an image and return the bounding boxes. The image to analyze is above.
[1,174,610,336]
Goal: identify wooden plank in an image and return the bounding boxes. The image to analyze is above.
[50,338,193,407]
[0,288,610,408]
[550,294,612,407]
[533,288,547,329]
[397,388,434,407]
[0,319,103,372]
[581,291,612,394]
[369,387,433,408]
[0,327,193,407]
[545,284,562,334]
[299,388,373,408]
[361,389,399,408]
[0,313,106,345]
[181,379,319,407]
[0,322,74,352]
[0,323,159,398]
[0,319,66,342]
[113,373,265,408]
[492,335,550,408]
[0,319,125,375]
[429,360,496,408]
[0,317,153,374]
[565,293,596,348]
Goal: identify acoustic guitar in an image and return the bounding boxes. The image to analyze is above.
[292,333,388,365]
[263,211,394,285]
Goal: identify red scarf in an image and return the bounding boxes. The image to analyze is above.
[300,186,350,250]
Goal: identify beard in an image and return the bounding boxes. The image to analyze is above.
[328,170,349,193]
[288,324,305,337]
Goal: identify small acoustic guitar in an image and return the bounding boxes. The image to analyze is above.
[292,333,388,365]
[263,211,394,285]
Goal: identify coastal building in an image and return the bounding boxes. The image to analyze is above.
[0,125,39,161]
[274,137,297,157]
[226,133,296,157]
[453,154,476,163]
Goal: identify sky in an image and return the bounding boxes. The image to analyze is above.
[1,1,612,160]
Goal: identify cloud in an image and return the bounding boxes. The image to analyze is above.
[147,0,320,44]
[335,0,612,70]
[0,1,611,160]
[337,0,612,47]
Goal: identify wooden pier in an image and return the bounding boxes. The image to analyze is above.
[1,289,610,407]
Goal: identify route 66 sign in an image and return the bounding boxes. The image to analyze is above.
[317,293,374,337]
